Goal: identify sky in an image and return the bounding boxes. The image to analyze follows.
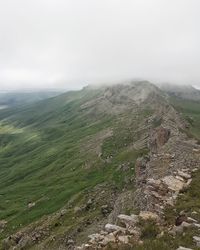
[0,0,200,90]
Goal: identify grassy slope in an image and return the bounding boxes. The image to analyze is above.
[0,87,150,241]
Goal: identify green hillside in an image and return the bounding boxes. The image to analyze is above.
[0,84,151,242]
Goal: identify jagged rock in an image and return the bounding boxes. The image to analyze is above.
[105,224,126,233]
[151,191,164,200]
[101,205,112,216]
[88,233,104,244]
[18,235,32,249]
[177,170,191,180]
[100,230,108,236]
[193,236,200,247]
[175,176,185,182]
[147,178,161,188]
[135,155,150,182]
[149,126,170,153]
[162,176,185,192]
[100,233,116,246]
[139,211,159,221]
[185,179,192,188]
[117,214,138,227]
[118,235,130,244]
[187,217,198,223]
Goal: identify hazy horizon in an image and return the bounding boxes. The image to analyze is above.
[0,0,200,90]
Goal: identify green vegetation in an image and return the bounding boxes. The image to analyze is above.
[0,87,151,242]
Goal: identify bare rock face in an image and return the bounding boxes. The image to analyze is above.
[135,156,150,184]
[117,214,139,227]
[104,224,125,234]
[193,236,200,247]
[162,176,185,192]
[149,126,170,153]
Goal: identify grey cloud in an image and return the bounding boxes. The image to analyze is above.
[0,0,200,90]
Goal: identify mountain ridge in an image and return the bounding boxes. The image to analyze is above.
[0,81,200,249]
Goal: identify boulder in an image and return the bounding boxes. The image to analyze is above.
[171,222,192,236]
[193,236,200,247]
[162,176,185,192]
[118,235,129,244]
[117,214,138,227]
[100,233,116,246]
[105,224,126,233]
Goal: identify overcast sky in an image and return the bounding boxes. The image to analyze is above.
[0,0,200,90]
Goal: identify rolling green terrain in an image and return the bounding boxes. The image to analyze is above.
[0,84,152,243]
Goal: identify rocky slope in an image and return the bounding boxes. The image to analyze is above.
[0,81,200,250]
[75,91,200,249]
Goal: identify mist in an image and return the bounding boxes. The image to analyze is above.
[0,0,200,90]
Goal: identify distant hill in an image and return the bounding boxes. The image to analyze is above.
[0,90,63,109]
[158,83,200,100]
